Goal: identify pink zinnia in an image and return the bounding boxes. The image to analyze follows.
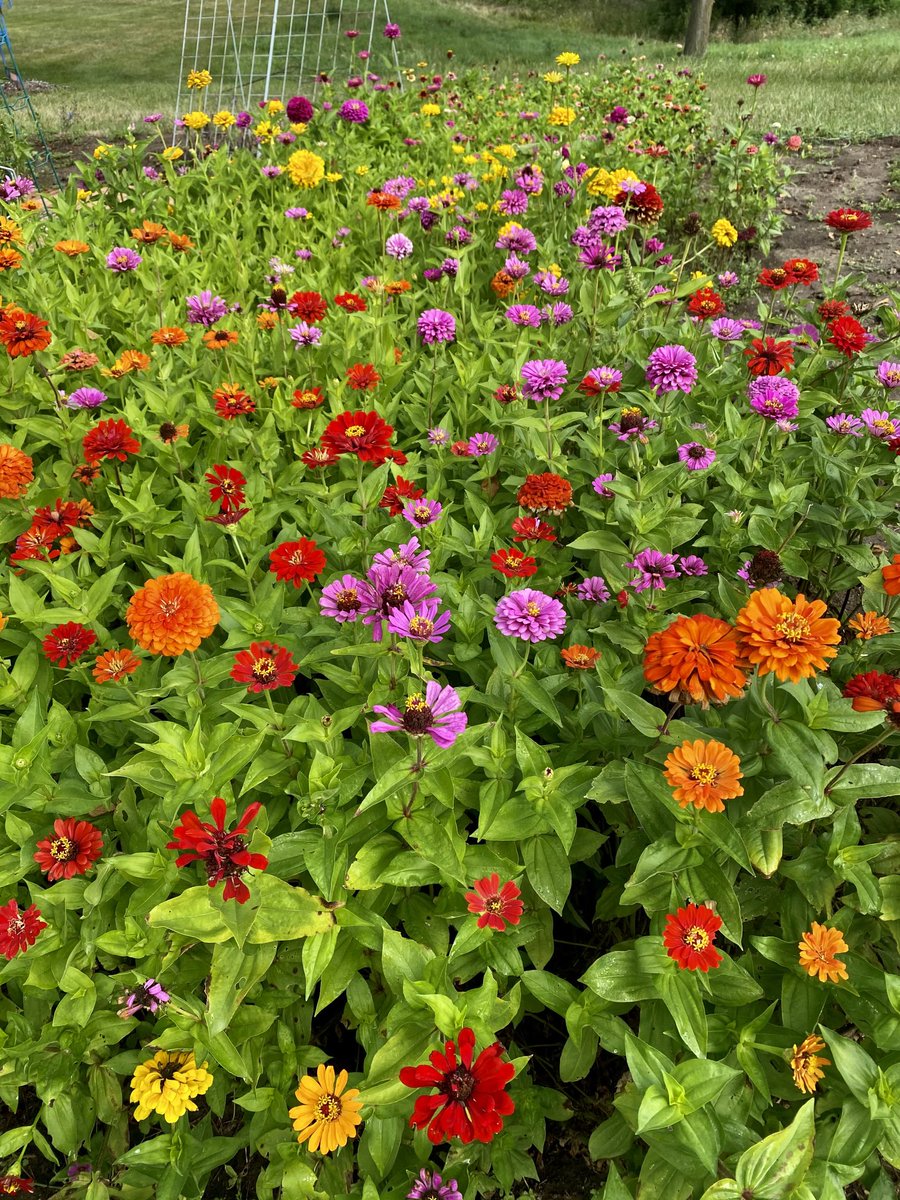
[645,344,697,395]
[520,359,568,403]
[494,588,566,642]
[371,681,467,747]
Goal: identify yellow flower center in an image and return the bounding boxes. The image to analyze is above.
[406,694,427,712]
[408,617,433,637]
[413,505,431,521]
[315,1093,342,1122]
[484,895,504,913]
[526,602,541,616]
[252,656,277,680]
[688,763,718,785]
[775,613,810,642]
[159,598,182,617]
[344,425,366,437]
[50,836,75,861]
[874,419,893,434]
[684,926,710,951]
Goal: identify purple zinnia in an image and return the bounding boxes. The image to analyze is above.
[626,548,680,592]
[679,555,708,576]
[709,317,745,341]
[503,253,531,281]
[877,360,900,388]
[748,377,800,421]
[441,257,460,277]
[592,473,615,498]
[288,322,322,347]
[577,576,611,603]
[286,95,314,123]
[860,408,900,439]
[285,207,309,219]
[445,225,471,246]
[371,537,430,573]
[543,302,574,326]
[718,270,740,288]
[608,105,630,124]
[645,344,698,395]
[609,408,657,442]
[261,164,282,178]
[143,166,161,181]
[467,432,498,456]
[499,188,529,216]
[320,574,366,623]
[66,387,107,410]
[407,1169,463,1200]
[371,682,466,748]
[402,498,443,528]
[360,562,437,641]
[825,413,864,437]
[534,270,569,296]
[418,309,456,344]
[495,225,537,253]
[235,111,252,128]
[582,366,622,393]
[387,598,451,643]
[340,99,369,123]
[143,113,164,124]
[427,428,449,448]
[383,22,401,38]
[385,232,414,260]
[589,205,629,235]
[106,247,142,272]
[521,358,568,403]
[186,290,228,327]
[578,240,621,271]
[118,978,170,1019]
[506,304,542,328]
[677,442,716,470]
[494,588,566,643]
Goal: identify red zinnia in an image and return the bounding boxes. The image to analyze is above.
[34,817,103,881]
[321,410,394,462]
[82,419,141,463]
[31,498,92,539]
[291,386,325,409]
[465,875,524,931]
[663,903,723,972]
[399,1026,515,1145]
[205,464,246,511]
[490,547,538,578]
[827,315,867,357]
[213,383,256,419]
[0,1176,33,1194]
[578,371,621,397]
[783,257,818,286]
[167,797,268,904]
[615,181,663,224]
[301,447,340,469]
[0,306,52,357]
[231,641,299,692]
[757,266,790,291]
[511,516,557,543]
[42,622,97,667]
[345,362,381,391]
[269,537,326,586]
[380,476,423,517]
[334,292,367,312]
[842,670,900,715]
[0,899,46,959]
[818,299,849,322]
[10,525,57,563]
[745,337,794,376]
[824,207,872,233]
[686,287,725,319]
[288,290,328,322]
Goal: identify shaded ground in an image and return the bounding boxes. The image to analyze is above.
[772,135,900,301]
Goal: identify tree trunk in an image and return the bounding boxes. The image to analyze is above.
[683,0,715,58]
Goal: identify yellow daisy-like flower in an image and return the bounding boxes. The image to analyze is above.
[325,172,343,183]
[790,1034,830,1094]
[93,144,111,160]
[711,218,738,247]
[182,110,210,131]
[542,71,564,84]
[267,99,285,115]
[556,52,580,66]
[475,200,489,211]
[548,106,576,126]
[212,110,236,129]
[290,122,308,134]
[254,120,277,144]
[355,165,369,176]
[186,68,212,90]
[420,103,441,116]
[494,143,516,160]
[161,147,184,162]
[585,166,640,199]
[289,1064,363,1154]
[287,149,325,188]
[76,189,94,202]
[130,1050,213,1123]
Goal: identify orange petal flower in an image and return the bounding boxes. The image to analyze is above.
[92,648,141,683]
[54,239,91,256]
[798,921,848,983]
[0,443,34,498]
[561,644,601,670]
[126,572,219,656]
[643,612,748,707]
[882,555,900,596]
[735,589,840,683]
[790,1034,830,1094]
[847,610,891,640]
[663,738,743,813]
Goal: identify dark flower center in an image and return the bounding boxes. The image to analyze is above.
[441,1064,476,1103]
[748,549,782,585]
[383,584,407,607]
[408,616,434,638]
[484,896,504,914]
[50,836,76,862]
[687,445,707,460]
[401,695,434,735]
[336,588,360,611]
[314,1094,342,1122]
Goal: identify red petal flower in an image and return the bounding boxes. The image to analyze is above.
[269,538,326,586]
[34,817,103,881]
[321,410,394,462]
[783,257,818,286]
[82,419,141,463]
[231,641,299,692]
[663,903,723,972]
[399,1027,515,1144]
[824,207,872,233]
[380,476,423,517]
[287,290,328,322]
[0,899,46,959]
[345,363,381,391]
[744,337,794,376]
[42,622,97,667]
[843,670,900,713]
[166,797,268,904]
[334,292,367,312]
[490,547,538,578]
[686,287,725,319]
[205,463,247,510]
[464,874,524,931]
[827,315,868,357]
[511,516,557,543]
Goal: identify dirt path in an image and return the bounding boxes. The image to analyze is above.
[771,135,900,302]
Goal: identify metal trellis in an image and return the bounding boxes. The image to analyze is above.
[0,0,59,189]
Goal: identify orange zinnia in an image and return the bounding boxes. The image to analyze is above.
[790,1034,830,1094]
[798,922,848,983]
[881,554,900,596]
[0,443,34,498]
[151,326,188,347]
[0,248,23,271]
[0,216,23,245]
[126,573,220,656]
[643,613,748,707]
[167,232,195,252]
[663,738,743,813]
[561,645,601,669]
[0,306,52,357]
[132,220,168,244]
[92,648,141,683]
[735,589,840,683]
[847,610,891,640]
[202,329,239,350]
[55,239,91,257]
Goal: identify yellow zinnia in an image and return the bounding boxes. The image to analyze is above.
[420,103,441,116]
[212,110,236,129]
[289,1064,362,1154]
[711,218,738,247]
[287,150,325,188]
[585,166,640,199]
[186,68,212,90]
[130,1050,213,1123]
[182,111,210,131]
[254,120,277,144]
[161,147,184,162]
[556,52,580,66]
[267,99,284,114]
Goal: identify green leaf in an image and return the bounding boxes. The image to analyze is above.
[820,1026,878,1106]
[658,968,707,1057]
[582,939,669,1003]
[735,1100,815,1199]
[524,835,571,914]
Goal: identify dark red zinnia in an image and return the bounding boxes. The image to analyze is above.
[744,337,794,376]
[686,287,725,319]
[818,299,849,322]
[334,292,367,312]
[345,362,381,391]
[465,875,524,931]
[42,622,97,667]
[31,499,92,539]
[166,796,268,904]
[287,290,328,322]
[843,670,900,715]
[511,516,557,543]
[827,315,868,357]
[269,537,326,586]
[321,410,394,462]
[399,1026,515,1145]
[0,899,46,959]
[380,476,424,517]
[34,818,103,881]
[300,447,340,469]
[783,257,819,286]
[490,547,538,578]
[824,207,872,233]
[231,641,299,692]
[615,181,663,224]
[82,419,141,463]
[205,463,246,511]
[213,383,256,419]
[663,903,723,972]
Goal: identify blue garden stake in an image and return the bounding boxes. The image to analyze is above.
[0,0,59,190]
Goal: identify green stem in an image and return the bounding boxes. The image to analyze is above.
[825,729,893,795]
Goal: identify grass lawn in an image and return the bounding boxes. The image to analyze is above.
[4,0,900,144]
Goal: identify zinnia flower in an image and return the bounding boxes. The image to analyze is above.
[798,922,848,983]
[644,613,748,707]
[231,642,299,692]
[0,1177,33,1195]
[490,548,537,578]
[407,1169,462,1200]
[824,207,872,233]
[205,464,246,511]
[745,336,794,375]
[118,978,170,1019]
[186,291,227,327]
[381,476,424,517]
[213,383,256,419]
[494,589,566,642]
[828,315,868,357]
[129,1050,213,1123]
[882,554,900,595]
[0,899,46,959]
[748,376,800,421]
[848,611,891,640]
[664,739,743,813]
[626,548,679,592]
[402,498,443,529]
[418,309,456,344]
[399,1027,515,1144]
[126,573,220,656]
[42,622,97,667]
[289,1064,363,1153]
[677,443,716,470]
[269,538,326,587]
[511,516,556,542]
[0,307,52,356]
[321,410,394,462]
[106,247,142,272]
[790,1034,830,1094]
[287,149,325,188]
[517,473,572,514]
[345,363,380,391]
[735,589,840,683]
[92,648,140,683]
[465,875,523,931]
[645,344,697,394]
[167,797,268,903]
[66,387,107,410]
[0,443,33,498]
[82,419,141,463]
[520,359,567,403]
[371,683,467,747]
[387,598,451,643]
[320,574,366,622]
[663,903,723,972]
[34,818,103,880]
[560,645,601,669]
[842,670,900,715]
